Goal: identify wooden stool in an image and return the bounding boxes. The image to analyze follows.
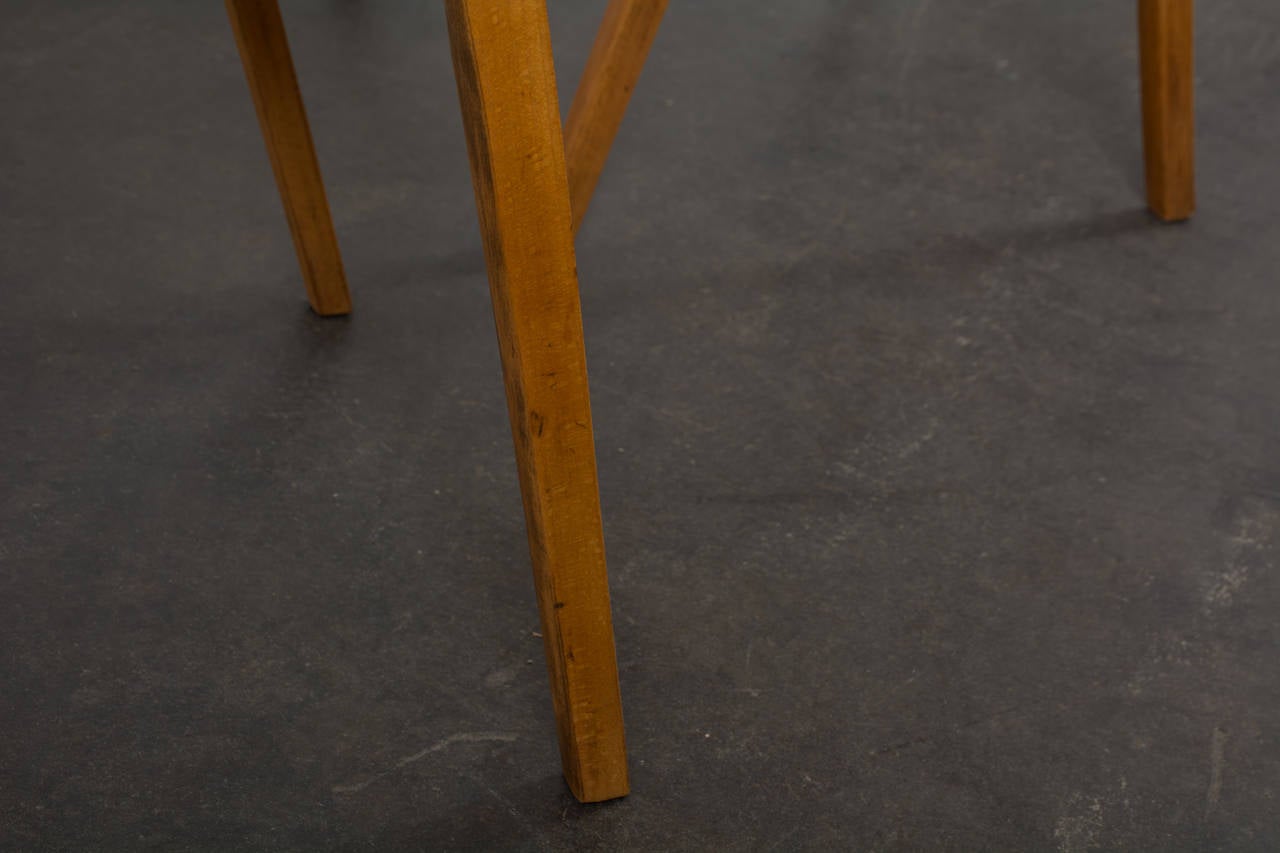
[223,0,1193,803]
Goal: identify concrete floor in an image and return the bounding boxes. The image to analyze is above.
[4,1,1280,849]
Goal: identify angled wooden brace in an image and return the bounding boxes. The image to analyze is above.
[565,0,669,233]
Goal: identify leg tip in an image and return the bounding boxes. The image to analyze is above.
[1146,185,1196,223]
[309,295,352,317]
[567,773,630,804]
[563,752,629,803]
[1149,203,1195,223]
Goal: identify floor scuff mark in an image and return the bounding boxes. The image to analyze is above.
[333,731,518,795]
[1205,725,1228,820]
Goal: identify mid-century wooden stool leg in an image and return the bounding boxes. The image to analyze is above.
[565,0,669,234]
[444,0,629,803]
[226,0,352,316]
[1138,0,1195,221]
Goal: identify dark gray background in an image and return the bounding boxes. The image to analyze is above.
[3,0,1279,849]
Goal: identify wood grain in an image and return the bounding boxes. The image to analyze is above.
[444,0,628,803]
[1138,0,1195,221]
[564,0,669,233]
[227,0,352,315]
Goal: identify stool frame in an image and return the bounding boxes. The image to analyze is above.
[225,0,1193,803]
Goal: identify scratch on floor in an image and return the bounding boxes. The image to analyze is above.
[472,774,551,849]
[333,731,518,795]
[1205,498,1279,613]
[1053,793,1103,853]
[1205,725,1228,820]
[896,416,939,460]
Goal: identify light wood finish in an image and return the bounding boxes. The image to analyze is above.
[227,0,352,315]
[564,0,669,233]
[1138,0,1195,221]
[444,0,628,803]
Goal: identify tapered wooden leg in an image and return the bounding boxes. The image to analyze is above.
[444,0,628,803]
[564,0,669,233]
[1138,0,1195,221]
[227,0,352,315]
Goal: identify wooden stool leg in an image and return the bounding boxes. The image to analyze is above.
[565,0,669,234]
[444,0,628,803]
[1138,0,1195,221]
[226,0,352,316]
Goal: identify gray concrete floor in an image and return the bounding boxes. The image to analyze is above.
[4,1,1280,849]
